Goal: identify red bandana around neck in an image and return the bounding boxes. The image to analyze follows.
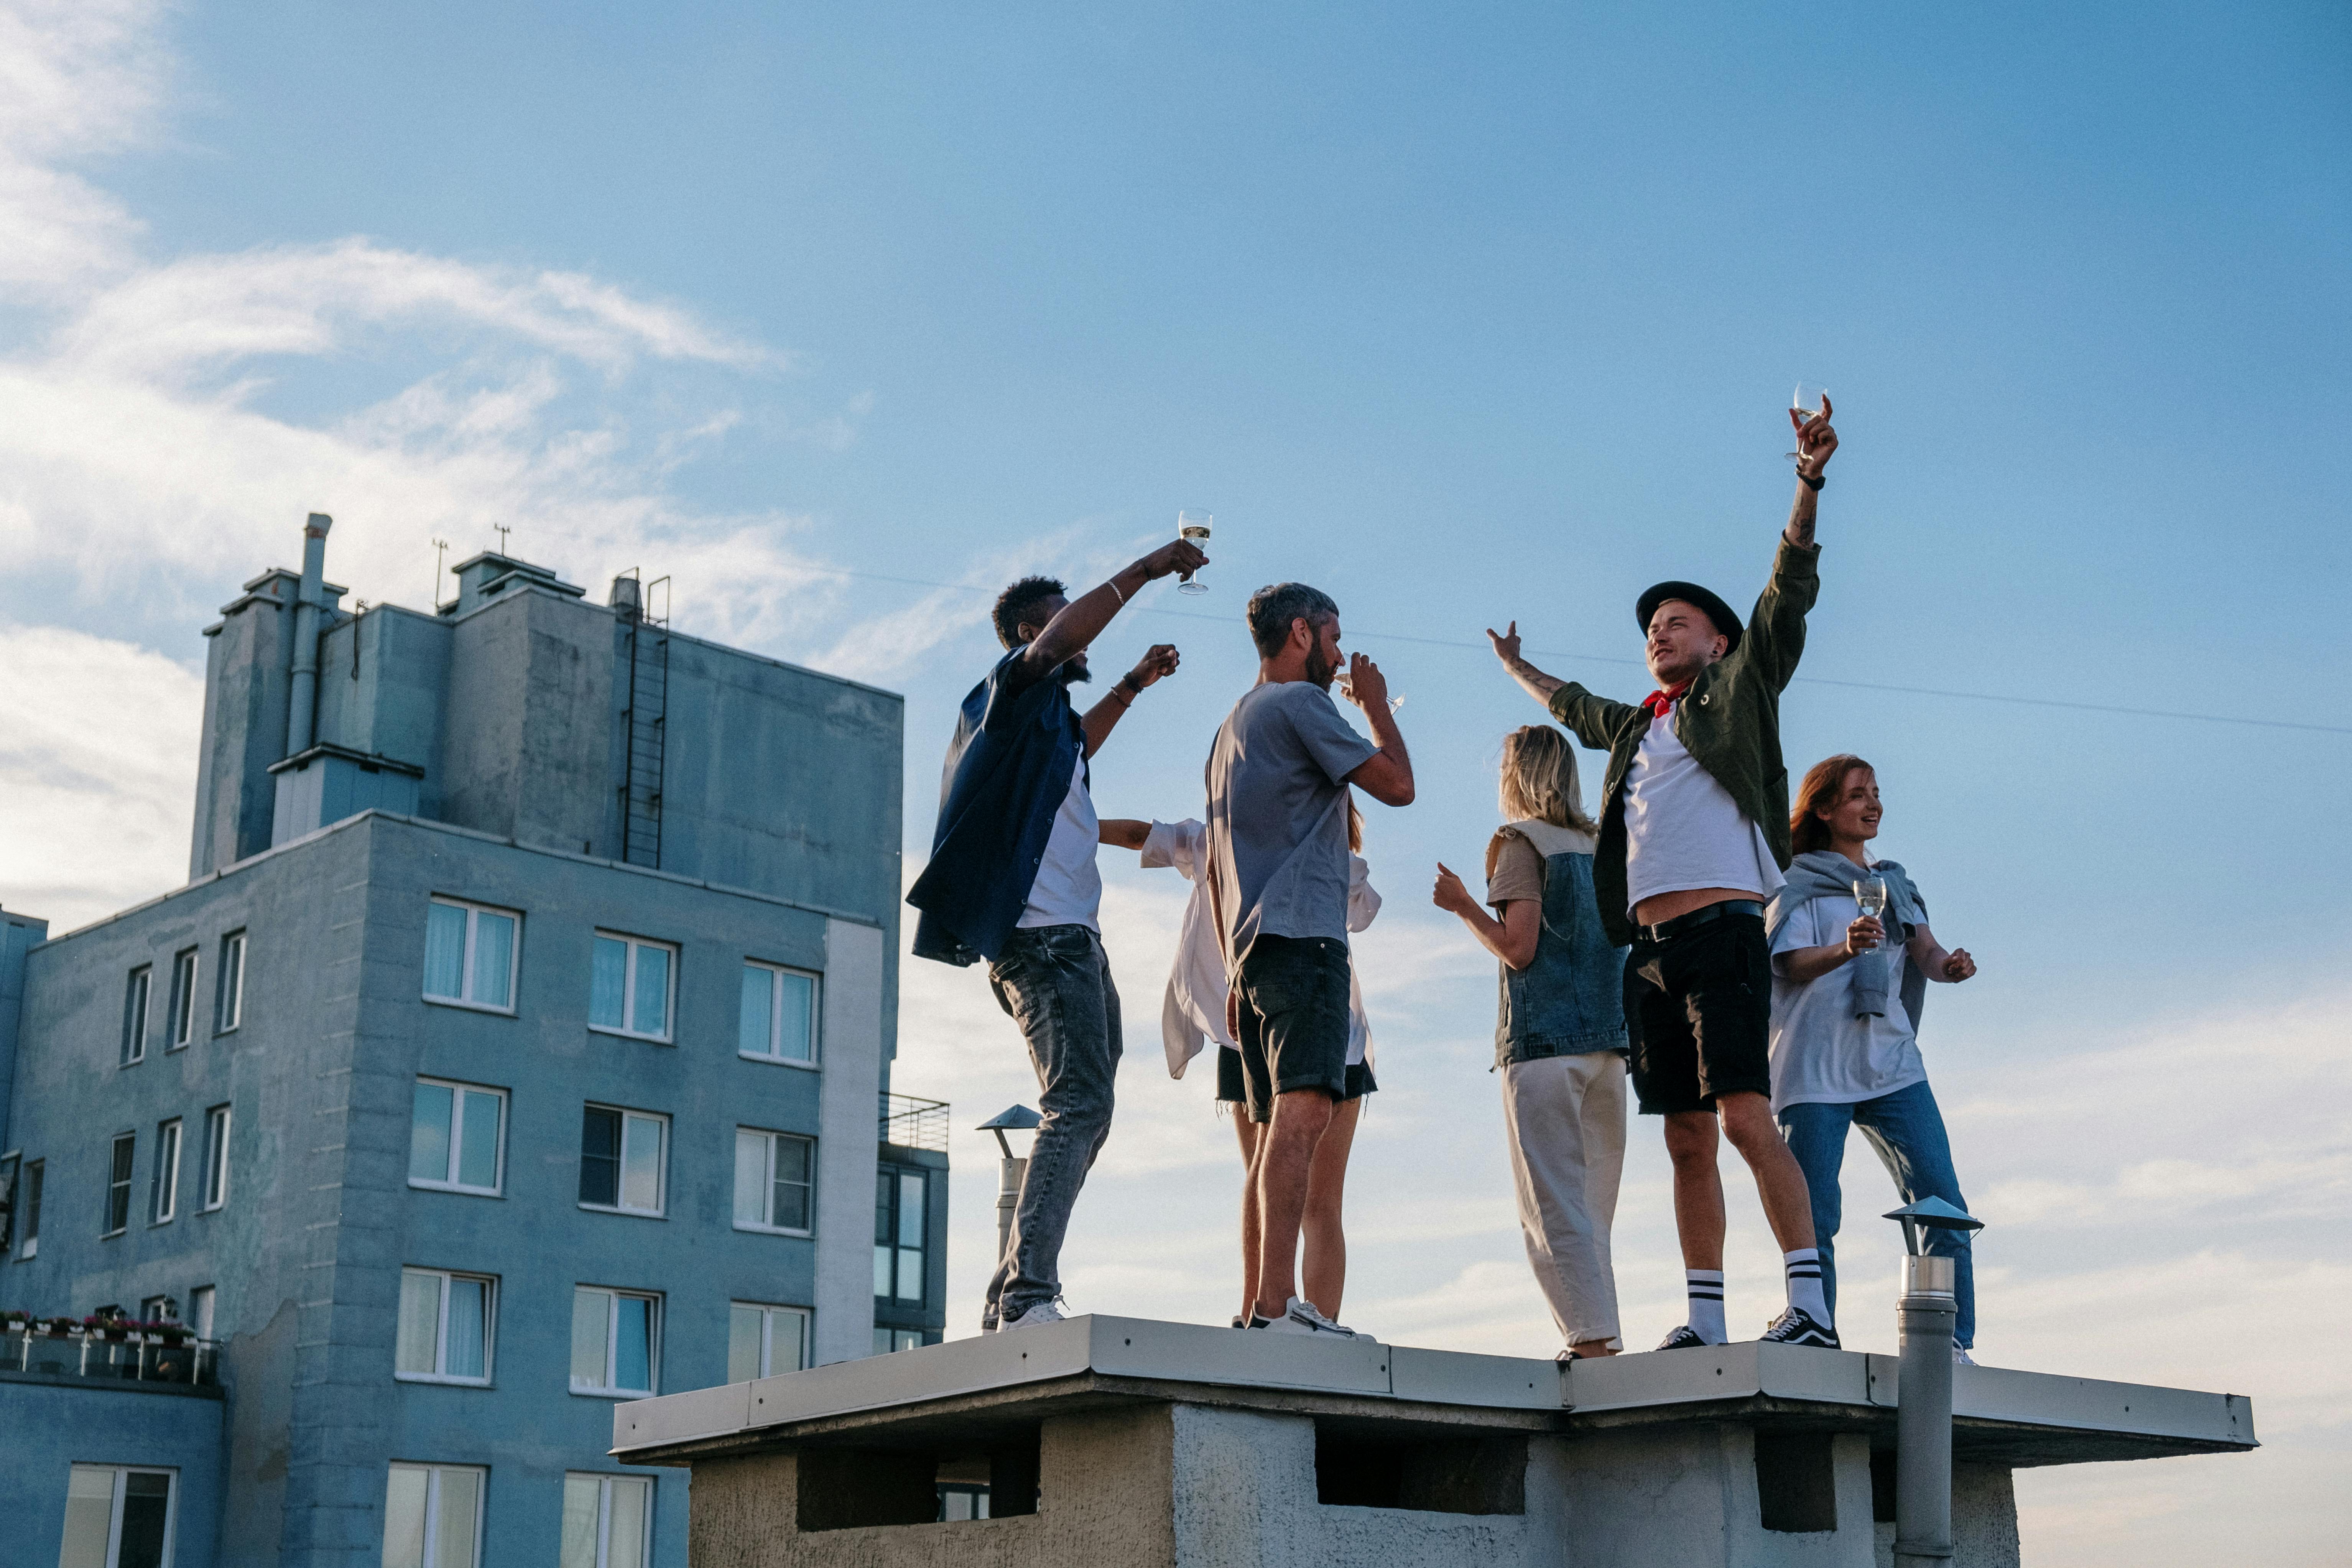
[1640,680,1691,720]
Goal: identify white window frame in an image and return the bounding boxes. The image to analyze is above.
[395,1266,497,1386]
[165,948,198,1051]
[732,1128,816,1237]
[738,961,820,1067]
[727,1300,811,1383]
[570,1286,662,1398]
[577,1106,667,1219]
[589,932,677,1043]
[140,1293,178,1324]
[214,931,246,1034]
[149,1118,182,1225]
[200,1105,231,1212]
[105,1132,135,1237]
[561,1473,655,1568]
[121,967,151,1067]
[17,1157,39,1258]
[422,897,521,1014]
[383,1462,485,1568]
[408,1079,508,1198]
[61,1464,178,1568]
[188,1285,214,1341]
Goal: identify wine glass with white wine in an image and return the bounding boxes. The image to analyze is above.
[1852,874,1888,950]
[1786,382,1829,465]
[1176,509,1212,596]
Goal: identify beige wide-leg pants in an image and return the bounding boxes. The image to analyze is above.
[1500,1051,1628,1349]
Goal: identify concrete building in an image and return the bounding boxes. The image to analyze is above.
[0,517,946,1568]
[611,1314,2258,1568]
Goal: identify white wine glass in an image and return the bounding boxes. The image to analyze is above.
[1176,509,1212,596]
[1786,382,1829,464]
[1335,668,1405,713]
[1852,875,1888,949]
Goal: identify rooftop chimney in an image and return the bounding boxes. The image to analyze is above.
[610,573,642,622]
[286,513,334,757]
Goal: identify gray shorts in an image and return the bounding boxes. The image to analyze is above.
[1234,934,1352,1123]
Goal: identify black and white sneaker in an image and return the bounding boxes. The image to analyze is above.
[1655,1325,1712,1351]
[1760,1308,1840,1349]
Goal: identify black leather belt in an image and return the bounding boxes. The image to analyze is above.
[1635,899,1764,945]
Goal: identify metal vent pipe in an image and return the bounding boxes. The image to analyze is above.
[285,513,333,757]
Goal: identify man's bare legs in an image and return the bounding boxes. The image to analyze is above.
[1250,1088,1336,1320]
[1663,1092,1817,1271]
[1301,1096,1360,1319]
[1234,1114,1262,1320]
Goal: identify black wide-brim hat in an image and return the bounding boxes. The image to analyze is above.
[1636,581,1742,655]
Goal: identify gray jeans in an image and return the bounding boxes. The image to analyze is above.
[984,923,1122,1326]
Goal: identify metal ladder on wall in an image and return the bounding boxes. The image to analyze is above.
[617,575,671,869]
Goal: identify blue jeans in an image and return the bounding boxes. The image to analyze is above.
[1778,1079,1975,1348]
[984,924,1122,1326]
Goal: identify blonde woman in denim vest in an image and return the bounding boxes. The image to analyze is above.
[1434,726,1631,1360]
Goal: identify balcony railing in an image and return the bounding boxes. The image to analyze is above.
[879,1092,949,1153]
[1,1326,220,1387]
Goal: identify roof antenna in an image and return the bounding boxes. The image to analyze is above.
[493,524,512,556]
[432,538,451,609]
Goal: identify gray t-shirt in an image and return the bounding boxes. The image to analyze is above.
[1204,681,1379,965]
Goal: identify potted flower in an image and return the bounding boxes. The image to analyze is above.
[152,1320,191,1346]
[87,1315,130,1343]
[0,1309,28,1329]
[42,1315,76,1337]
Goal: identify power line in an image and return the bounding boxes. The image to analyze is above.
[785,562,2352,737]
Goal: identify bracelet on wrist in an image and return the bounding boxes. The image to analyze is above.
[1799,469,1825,492]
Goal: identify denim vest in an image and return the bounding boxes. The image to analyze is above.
[1492,825,1630,1068]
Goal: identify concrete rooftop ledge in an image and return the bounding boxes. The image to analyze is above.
[612,1313,2255,1471]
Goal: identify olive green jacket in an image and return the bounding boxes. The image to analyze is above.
[1547,538,1822,947]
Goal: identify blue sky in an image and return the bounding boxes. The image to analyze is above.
[0,3,2344,1562]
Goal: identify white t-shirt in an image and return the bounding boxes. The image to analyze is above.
[1142,818,1378,1076]
[1767,889,1927,1113]
[1016,756,1102,931]
[1622,709,1783,915]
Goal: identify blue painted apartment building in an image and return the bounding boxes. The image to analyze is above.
[0,517,948,1568]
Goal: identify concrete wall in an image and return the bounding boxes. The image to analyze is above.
[5,811,895,1567]
[0,907,48,1150]
[0,1375,226,1568]
[191,573,304,879]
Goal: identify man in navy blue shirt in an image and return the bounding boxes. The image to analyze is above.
[909,535,1206,1332]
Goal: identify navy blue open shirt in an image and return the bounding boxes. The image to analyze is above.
[907,645,1086,967]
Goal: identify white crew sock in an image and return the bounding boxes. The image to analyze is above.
[1685,1270,1727,1344]
[1784,1249,1830,1323]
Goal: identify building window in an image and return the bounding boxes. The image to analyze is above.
[395,1267,495,1385]
[874,1327,929,1354]
[874,1164,928,1305]
[59,1465,176,1568]
[120,968,151,1067]
[189,1285,214,1341]
[423,898,518,1013]
[0,1153,17,1256]
[569,1286,660,1397]
[732,1129,814,1235]
[165,948,198,1050]
[105,1133,135,1236]
[200,1106,232,1211]
[727,1301,811,1383]
[214,931,247,1033]
[738,962,818,1065]
[16,1158,39,1258]
[148,1119,181,1225]
[382,1462,484,1568]
[409,1081,506,1196]
[560,1473,653,1568]
[140,1293,178,1324]
[579,1107,666,1216]
[589,933,674,1041]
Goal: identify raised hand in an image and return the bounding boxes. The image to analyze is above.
[1139,537,1210,585]
[1486,620,1522,664]
[1126,644,1180,689]
[1339,652,1390,712]
[1790,392,1838,477]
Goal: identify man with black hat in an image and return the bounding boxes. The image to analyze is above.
[1486,399,1842,1350]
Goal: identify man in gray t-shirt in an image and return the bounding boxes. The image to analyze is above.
[1206,582,1414,1339]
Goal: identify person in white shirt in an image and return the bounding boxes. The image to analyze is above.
[1487,396,1845,1351]
[1102,797,1381,1328]
[1768,754,1982,1361]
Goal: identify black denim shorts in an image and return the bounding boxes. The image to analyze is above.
[1624,912,1772,1116]
[1217,1043,1374,1106]
[1234,933,1353,1123]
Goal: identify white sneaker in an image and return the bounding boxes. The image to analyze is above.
[1000,1298,1068,1332]
[1953,1346,1978,1367]
[1254,1296,1361,1339]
